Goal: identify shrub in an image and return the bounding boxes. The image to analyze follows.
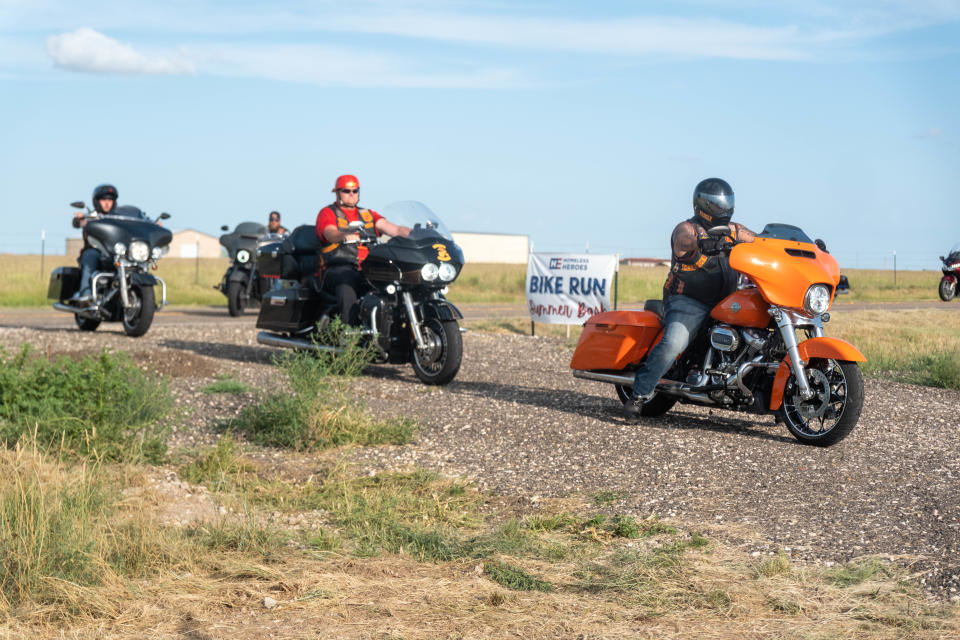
[0,346,171,463]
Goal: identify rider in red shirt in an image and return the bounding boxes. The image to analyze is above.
[315,174,411,323]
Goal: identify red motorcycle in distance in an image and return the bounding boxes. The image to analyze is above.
[939,243,960,302]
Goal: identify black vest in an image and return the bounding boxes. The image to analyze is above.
[318,204,376,269]
[663,218,740,307]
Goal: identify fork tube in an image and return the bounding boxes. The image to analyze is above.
[117,262,130,307]
[773,310,813,399]
[402,292,427,349]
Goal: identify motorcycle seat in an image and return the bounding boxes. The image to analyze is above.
[643,299,664,320]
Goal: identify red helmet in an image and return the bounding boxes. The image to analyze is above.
[332,174,359,192]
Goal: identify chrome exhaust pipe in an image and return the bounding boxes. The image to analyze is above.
[573,369,718,404]
[53,302,100,317]
[257,331,343,353]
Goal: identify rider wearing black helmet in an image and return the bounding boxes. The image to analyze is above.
[69,184,119,306]
[623,178,756,420]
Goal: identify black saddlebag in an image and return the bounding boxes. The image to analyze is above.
[256,287,327,332]
[47,267,80,300]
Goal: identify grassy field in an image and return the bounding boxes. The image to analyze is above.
[0,346,956,637]
[1,254,947,307]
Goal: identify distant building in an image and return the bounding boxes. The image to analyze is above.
[620,257,670,267]
[451,231,529,264]
[169,229,222,258]
[65,229,224,259]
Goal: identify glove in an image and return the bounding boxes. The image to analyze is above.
[698,237,726,256]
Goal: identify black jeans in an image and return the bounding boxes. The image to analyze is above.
[322,265,365,324]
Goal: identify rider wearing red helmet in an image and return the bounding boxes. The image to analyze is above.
[315,174,411,323]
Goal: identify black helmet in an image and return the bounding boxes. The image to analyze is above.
[92,184,118,213]
[692,178,734,228]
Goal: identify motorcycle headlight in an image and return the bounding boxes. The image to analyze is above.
[113,242,127,257]
[129,240,150,262]
[803,284,831,315]
[236,249,251,264]
[438,262,457,282]
[151,247,163,260]
[420,263,439,282]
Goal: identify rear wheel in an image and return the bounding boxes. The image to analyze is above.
[74,314,101,332]
[227,280,247,316]
[411,318,462,385]
[779,358,863,446]
[939,277,956,302]
[615,383,677,417]
[122,285,156,337]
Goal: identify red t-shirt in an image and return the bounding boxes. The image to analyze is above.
[315,205,383,264]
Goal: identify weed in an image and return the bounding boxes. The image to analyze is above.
[593,490,623,507]
[826,558,891,588]
[226,321,416,450]
[756,552,791,578]
[179,434,254,492]
[0,346,171,463]
[202,375,250,394]
[483,560,553,592]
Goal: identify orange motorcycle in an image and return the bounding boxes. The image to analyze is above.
[570,223,865,446]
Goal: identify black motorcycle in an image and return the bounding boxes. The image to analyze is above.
[215,221,280,316]
[938,243,960,302]
[49,201,172,336]
[255,201,465,385]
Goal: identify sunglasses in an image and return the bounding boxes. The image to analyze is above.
[339,188,359,194]
[269,216,280,221]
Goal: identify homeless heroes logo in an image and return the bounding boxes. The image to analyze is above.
[526,253,617,324]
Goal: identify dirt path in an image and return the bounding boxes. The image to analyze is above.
[0,318,957,601]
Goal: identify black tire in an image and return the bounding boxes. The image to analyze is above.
[122,285,156,337]
[411,318,462,385]
[779,359,863,446]
[939,277,956,302]
[615,384,677,417]
[74,314,101,332]
[227,280,246,316]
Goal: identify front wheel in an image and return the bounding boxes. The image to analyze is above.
[939,276,956,302]
[614,384,677,417]
[227,280,247,316]
[75,314,101,332]
[122,285,156,337]
[779,359,863,446]
[411,318,462,385]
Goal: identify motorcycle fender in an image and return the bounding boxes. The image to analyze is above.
[228,267,251,283]
[421,299,464,321]
[769,337,867,410]
[943,273,958,283]
[130,272,157,287]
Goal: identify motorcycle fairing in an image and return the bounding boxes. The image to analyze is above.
[768,337,867,410]
[569,310,664,371]
[729,237,840,309]
[84,218,173,251]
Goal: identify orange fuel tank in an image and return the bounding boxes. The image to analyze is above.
[710,288,771,328]
[569,310,663,371]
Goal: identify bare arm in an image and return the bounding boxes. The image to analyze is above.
[375,218,411,238]
[322,224,358,244]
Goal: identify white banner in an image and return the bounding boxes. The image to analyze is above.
[526,253,618,324]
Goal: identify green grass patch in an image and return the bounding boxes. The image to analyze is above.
[826,558,892,588]
[0,345,171,463]
[202,375,250,394]
[483,560,553,592]
[225,321,416,450]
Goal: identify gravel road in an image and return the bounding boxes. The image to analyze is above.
[0,310,957,600]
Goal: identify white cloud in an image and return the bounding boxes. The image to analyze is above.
[915,128,944,138]
[45,28,194,75]
[186,43,523,89]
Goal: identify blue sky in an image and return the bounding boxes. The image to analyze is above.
[2,0,958,269]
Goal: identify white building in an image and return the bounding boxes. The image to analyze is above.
[451,231,529,264]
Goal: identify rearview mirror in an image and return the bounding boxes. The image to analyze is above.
[221,225,229,231]
[159,212,171,220]
[70,201,85,209]
[815,238,828,253]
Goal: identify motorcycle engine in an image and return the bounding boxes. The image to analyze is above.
[709,325,740,352]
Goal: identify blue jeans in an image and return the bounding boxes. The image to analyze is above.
[77,247,106,296]
[631,294,711,398]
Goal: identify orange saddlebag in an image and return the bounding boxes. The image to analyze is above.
[569,310,663,371]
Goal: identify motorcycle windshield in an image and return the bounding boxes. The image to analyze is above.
[105,205,148,221]
[947,243,960,260]
[756,223,814,244]
[380,201,454,241]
